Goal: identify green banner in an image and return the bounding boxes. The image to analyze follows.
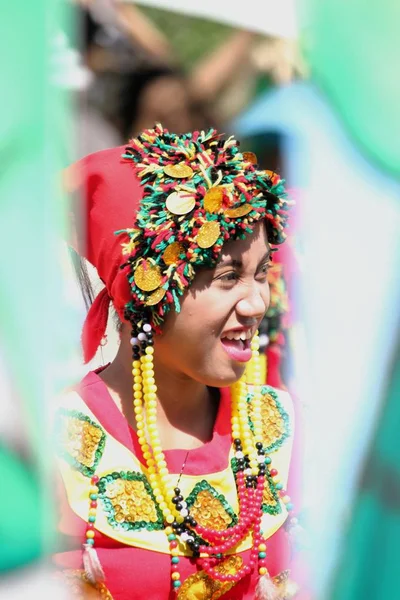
[302,0,400,178]
[0,0,73,571]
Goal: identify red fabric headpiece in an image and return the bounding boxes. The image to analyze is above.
[66,146,143,363]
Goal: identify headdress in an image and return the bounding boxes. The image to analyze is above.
[69,123,291,361]
[118,124,290,328]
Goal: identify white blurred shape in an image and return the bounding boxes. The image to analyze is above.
[0,564,69,600]
[234,82,400,597]
[133,0,298,39]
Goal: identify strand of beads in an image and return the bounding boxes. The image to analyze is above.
[245,333,276,581]
[85,475,99,547]
[248,333,263,449]
[198,437,267,583]
[130,322,149,475]
[173,330,269,581]
[130,321,273,593]
[131,319,176,524]
[270,467,294,513]
[233,378,259,476]
[141,353,176,518]
[131,317,183,592]
[165,523,182,592]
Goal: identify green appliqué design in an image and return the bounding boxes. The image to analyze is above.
[262,471,282,516]
[230,457,282,516]
[186,480,238,528]
[230,385,290,516]
[98,470,164,531]
[248,385,290,453]
[54,408,106,477]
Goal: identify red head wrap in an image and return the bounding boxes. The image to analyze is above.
[67,145,142,363]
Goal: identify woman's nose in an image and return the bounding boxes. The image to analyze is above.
[235,284,269,320]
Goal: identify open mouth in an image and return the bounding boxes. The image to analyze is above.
[220,329,255,363]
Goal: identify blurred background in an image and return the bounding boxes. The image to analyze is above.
[1,0,399,598]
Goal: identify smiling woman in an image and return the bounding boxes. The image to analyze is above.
[54,124,304,600]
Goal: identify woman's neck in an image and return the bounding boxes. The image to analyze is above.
[98,333,219,450]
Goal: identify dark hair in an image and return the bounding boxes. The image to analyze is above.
[69,247,95,312]
[69,247,122,330]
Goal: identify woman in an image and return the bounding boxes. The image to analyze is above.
[55,124,303,599]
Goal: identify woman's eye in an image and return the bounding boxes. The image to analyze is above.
[257,262,272,277]
[215,271,238,283]
[221,272,238,281]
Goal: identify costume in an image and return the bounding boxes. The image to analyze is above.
[54,370,299,599]
[56,124,304,599]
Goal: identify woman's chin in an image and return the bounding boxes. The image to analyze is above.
[205,363,246,388]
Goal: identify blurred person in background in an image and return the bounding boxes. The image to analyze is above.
[73,1,257,141]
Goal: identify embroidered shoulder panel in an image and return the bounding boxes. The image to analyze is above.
[55,408,106,477]
[56,389,294,553]
[97,470,164,531]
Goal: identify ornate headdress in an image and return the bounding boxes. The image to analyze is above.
[117,123,291,329]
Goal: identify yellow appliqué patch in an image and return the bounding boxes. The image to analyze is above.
[98,471,164,531]
[106,479,158,523]
[178,556,243,600]
[56,569,113,599]
[248,387,290,453]
[186,481,237,531]
[55,409,106,477]
[190,490,233,531]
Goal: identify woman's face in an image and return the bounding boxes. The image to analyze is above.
[154,222,271,387]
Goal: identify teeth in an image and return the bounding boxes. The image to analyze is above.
[223,330,254,341]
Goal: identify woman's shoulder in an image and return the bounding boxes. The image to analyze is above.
[54,370,107,412]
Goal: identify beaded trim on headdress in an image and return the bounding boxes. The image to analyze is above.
[116,123,292,329]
